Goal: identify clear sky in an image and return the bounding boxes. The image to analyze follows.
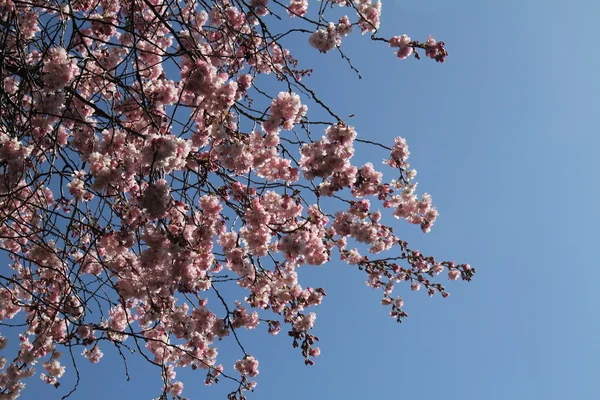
[12,0,600,399]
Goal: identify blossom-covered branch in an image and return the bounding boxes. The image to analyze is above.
[0,0,471,398]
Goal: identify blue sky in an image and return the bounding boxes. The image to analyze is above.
[9,0,600,399]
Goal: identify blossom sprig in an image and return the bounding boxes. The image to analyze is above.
[389,34,449,62]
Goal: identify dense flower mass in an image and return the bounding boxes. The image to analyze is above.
[0,0,472,399]
[42,47,79,91]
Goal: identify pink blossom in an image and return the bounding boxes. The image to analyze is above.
[268,321,281,335]
[337,16,352,37]
[448,270,461,280]
[425,35,448,63]
[238,73,253,91]
[82,346,104,363]
[42,359,65,379]
[251,0,269,15]
[293,312,316,332]
[168,381,184,396]
[67,171,93,202]
[18,8,40,39]
[357,0,382,34]
[309,23,341,53]
[309,347,320,357]
[390,35,413,60]
[234,356,259,377]
[42,48,79,91]
[288,0,308,17]
[266,92,307,131]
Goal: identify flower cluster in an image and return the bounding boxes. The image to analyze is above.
[357,0,382,33]
[300,123,357,180]
[264,92,307,133]
[390,34,414,60]
[425,35,448,63]
[42,48,79,91]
